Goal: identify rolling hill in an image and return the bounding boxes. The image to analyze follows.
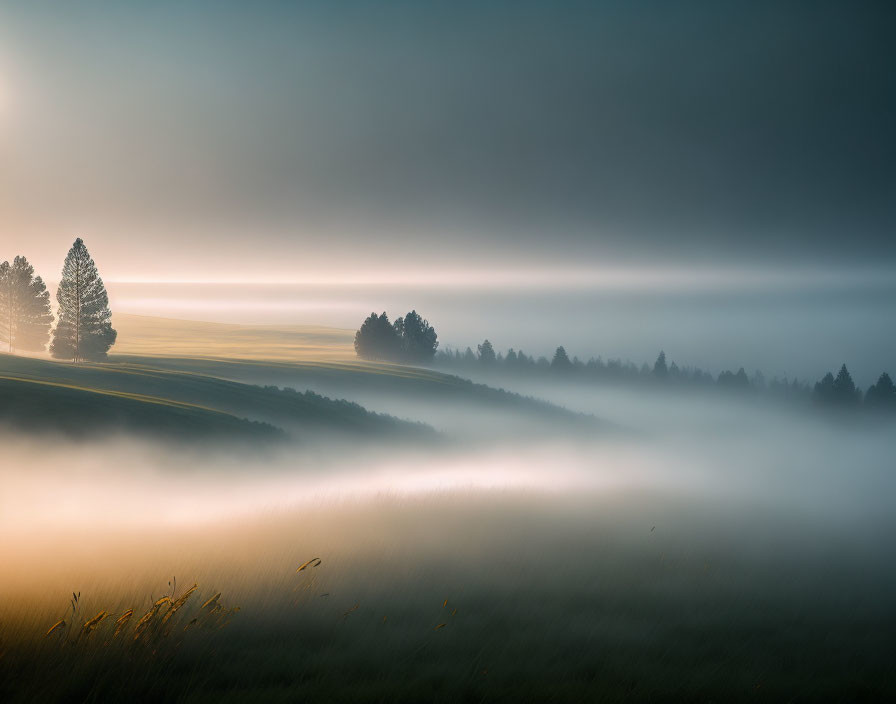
[0,376,281,442]
[0,355,432,443]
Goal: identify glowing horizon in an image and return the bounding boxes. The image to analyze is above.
[85,264,896,291]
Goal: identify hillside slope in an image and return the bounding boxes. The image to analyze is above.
[0,355,432,442]
[0,376,281,442]
[109,355,596,429]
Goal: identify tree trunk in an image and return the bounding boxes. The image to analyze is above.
[74,260,81,363]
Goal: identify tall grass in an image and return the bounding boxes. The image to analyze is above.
[2,491,894,702]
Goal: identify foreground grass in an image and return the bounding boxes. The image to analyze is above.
[2,492,893,703]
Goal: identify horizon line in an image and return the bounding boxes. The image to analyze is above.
[92,265,896,290]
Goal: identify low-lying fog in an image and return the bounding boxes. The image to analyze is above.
[4,376,894,704]
[2,382,892,546]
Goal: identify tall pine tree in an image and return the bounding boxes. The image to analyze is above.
[50,238,117,361]
[0,256,54,353]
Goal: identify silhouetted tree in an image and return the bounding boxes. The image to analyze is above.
[814,372,836,403]
[505,348,518,365]
[551,346,572,371]
[718,367,751,389]
[653,350,668,379]
[50,239,116,361]
[833,364,861,405]
[463,346,476,363]
[0,256,53,352]
[814,364,861,406]
[354,312,400,360]
[477,339,496,364]
[866,372,896,410]
[393,310,438,363]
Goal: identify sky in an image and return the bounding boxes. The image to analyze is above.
[1,0,895,283]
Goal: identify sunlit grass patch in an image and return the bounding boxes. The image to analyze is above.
[1,492,895,703]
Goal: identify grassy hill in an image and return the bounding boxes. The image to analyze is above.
[103,315,596,427]
[0,376,282,442]
[111,314,356,360]
[0,354,432,443]
[0,314,598,441]
[107,355,595,428]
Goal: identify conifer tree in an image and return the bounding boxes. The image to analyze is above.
[0,256,54,353]
[393,310,438,363]
[354,309,438,363]
[354,312,399,360]
[866,372,896,410]
[832,363,861,404]
[653,350,668,379]
[551,346,572,370]
[477,339,496,364]
[814,371,836,403]
[50,238,117,361]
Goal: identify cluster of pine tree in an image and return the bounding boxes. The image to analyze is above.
[1,238,116,361]
[354,311,438,363]
[813,365,896,410]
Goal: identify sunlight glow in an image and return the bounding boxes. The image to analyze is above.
[102,265,894,291]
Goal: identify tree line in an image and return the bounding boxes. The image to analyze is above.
[437,343,737,386]
[436,342,896,412]
[1,238,116,361]
[352,311,895,414]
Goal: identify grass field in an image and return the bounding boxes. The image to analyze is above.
[0,375,283,442]
[103,316,593,422]
[111,314,357,361]
[2,315,893,702]
[0,359,428,443]
[0,327,595,444]
[1,491,894,703]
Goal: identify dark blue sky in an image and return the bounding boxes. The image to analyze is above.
[2,1,894,279]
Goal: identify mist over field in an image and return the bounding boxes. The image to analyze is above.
[3,375,893,532]
[2,283,895,702]
[106,276,896,385]
[3,0,896,700]
[3,364,895,701]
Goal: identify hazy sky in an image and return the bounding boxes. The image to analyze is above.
[1,1,894,282]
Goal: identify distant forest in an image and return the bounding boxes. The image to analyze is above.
[355,313,896,413]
